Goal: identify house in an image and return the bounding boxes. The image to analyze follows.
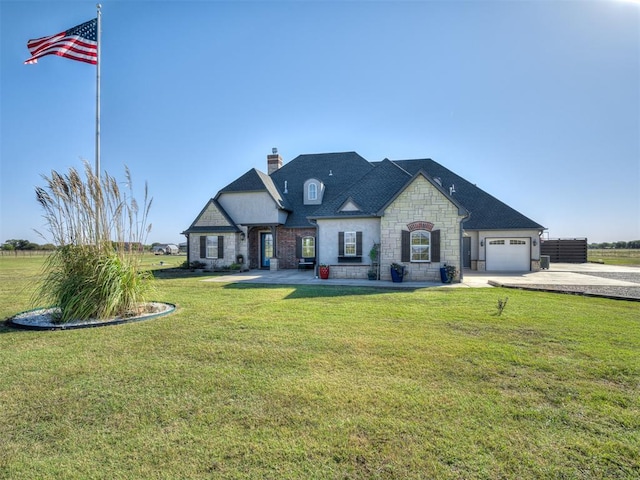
[182,151,545,281]
[152,243,179,255]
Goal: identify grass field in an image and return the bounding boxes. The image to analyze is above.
[588,248,640,266]
[0,255,638,479]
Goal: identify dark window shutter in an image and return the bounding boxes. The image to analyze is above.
[200,236,206,258]
[356,231,363,256]
[431,230,441,263]
[296,237,302,258]
[218,236,224,259]
[338,232,345,256]
[401,230,410,262]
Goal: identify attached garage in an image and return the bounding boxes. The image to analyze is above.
[486,238,530,271]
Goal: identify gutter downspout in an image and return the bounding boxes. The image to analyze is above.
[459,211,471,281]
[309,218,319,277]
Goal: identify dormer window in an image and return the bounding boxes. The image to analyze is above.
[303,178,324,205]
[308,183,317,201]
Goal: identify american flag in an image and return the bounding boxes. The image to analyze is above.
[25,18,97,65]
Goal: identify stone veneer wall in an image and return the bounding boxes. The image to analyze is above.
[189,232,238,269]
[327,265,369,279]
[380,175,463,282]
[195,201,230,227]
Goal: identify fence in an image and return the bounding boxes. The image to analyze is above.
[540,238,588,263]
[0,250,53,256]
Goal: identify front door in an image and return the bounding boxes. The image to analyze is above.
[260,232,273,269]
[463,237,471,268]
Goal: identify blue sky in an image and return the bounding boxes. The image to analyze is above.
[1,0,638,245]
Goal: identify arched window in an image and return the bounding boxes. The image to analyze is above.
[410,230,431,262]
[308,182,317,201]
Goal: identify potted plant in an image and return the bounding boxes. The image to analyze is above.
[390,263,405,283]
[367,269,377,280]
[369,244,379,263]
[318,264,330,280]
[440,263,458,283]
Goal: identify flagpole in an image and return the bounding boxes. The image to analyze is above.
[95,4,102,181]
[94,4,102,243]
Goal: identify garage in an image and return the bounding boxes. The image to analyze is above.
[486,238,530,271]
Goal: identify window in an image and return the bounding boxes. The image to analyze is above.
[410,230,431,262]
[489,240,505,245]
[206,236,218,258]
[510,239,526,245]
[308,183,317,201]
[402,229,440,262]
[302,236,315,258]
[344,231,357,256]
[200,235,224,259]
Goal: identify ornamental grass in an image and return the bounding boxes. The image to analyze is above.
[33,161,153,322]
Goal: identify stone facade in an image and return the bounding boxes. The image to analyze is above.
[380,175,464,282]
[189,232,239,269]
[327,264,370,279]
[195,201,231,227]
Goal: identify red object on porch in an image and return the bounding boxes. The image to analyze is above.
[319,265,330,279]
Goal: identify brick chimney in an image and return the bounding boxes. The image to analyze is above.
[267,148,282,175]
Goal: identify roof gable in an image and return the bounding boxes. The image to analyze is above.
[389,159,544,230]
[182,198,240,234]
[218,168,290,211]
[270,152,374,226]
[377,169,469,217]
[339,197,362,212]
[309,159,410,219]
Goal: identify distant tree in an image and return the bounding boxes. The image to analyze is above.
[4,239,36,250]
[1,242,15,251]
[589,241,640,249]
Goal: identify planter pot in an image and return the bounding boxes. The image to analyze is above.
[440,267,449,283]
[390,267,404,283]
[367,272,377,280]
[440,267,456,283]
[319,266,330,280]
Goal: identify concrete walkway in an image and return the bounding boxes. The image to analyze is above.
[204,263,640,291]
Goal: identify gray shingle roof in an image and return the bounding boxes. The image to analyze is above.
[388,159,544,230]
[201,152,544,232]
[218,168,291,211]
[270,152,374,227]
[310,159,411,218]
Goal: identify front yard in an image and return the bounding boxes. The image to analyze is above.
[0,256,638,479]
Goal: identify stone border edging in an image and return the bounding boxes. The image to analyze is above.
[4,302,177,331]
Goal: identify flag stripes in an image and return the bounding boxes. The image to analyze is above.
[25,18,97,65]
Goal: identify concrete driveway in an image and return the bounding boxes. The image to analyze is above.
[206,263,640,299]
[461,263,640,299]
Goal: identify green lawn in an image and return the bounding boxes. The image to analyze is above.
[588,248,640,266]
[1,256,638,479]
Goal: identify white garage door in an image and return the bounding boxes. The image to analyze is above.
[486,238,530,271]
